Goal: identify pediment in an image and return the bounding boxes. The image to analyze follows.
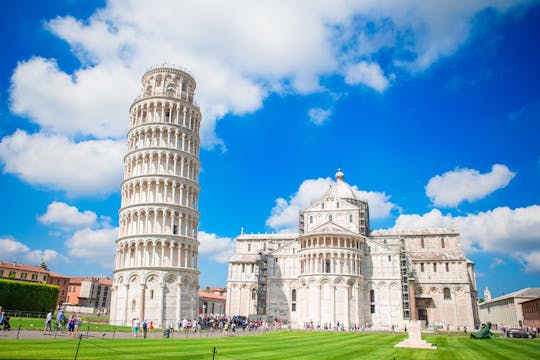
[306,221,358,236]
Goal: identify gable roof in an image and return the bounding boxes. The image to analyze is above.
[303,221,360,237]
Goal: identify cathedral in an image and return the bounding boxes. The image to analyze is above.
[226,170,480,330]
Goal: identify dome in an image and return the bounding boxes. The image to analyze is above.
[323,169,358,200]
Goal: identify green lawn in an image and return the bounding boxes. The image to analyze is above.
[0,331,538,359]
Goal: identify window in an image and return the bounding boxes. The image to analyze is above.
[150,290,154,299]
[309,216,313,224]
[446,263,449,272]
[173,225,178,234]
[349,214,353,223]
[321,203,325,209]
[370,290,375,313]
[251,288,257,300]
[433,263,437,272]
[325,260,331,273]
[420,263,424,272]
[292,289,297,302]
[20,273,27,279]
[242,264,245,272]
[31,274,38,280]
[336,202,340,209]
[248,243,251,252]
[421,238,425,248]
[275,258,278,263]
[444,288,451,300]
[328,215,333,222]
[388,255,391,262]
[292,303,296,312]
[0,270,3,277]
[251,264,254,273]
[441,238,445,248]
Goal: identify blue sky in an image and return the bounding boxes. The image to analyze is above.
[0,1,539,299]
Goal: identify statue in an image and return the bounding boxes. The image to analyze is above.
[470,322,495,339]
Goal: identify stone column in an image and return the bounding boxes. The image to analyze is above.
[159,283,165,328]
[409,280,417,320]
[139,284,146,321]
[176,282,183,321]
[123,284,129,326]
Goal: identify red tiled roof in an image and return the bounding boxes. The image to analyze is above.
[199,290,226,301]
[0,261,48,273]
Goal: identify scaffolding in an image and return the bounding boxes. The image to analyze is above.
[400,241,411,320]
[256,252,268,315]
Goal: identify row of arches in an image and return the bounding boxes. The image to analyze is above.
[142,72,195,104]
[118,207,198,238]
[127,125,199,155]
[121,177,198,209]
[300,252,363,276]
[124,151,199,182]
[116,239,198,270]
[300,235,364,250]
[130,100,200,133]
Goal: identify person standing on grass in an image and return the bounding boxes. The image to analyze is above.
[132,317,140,337]
[56,309,65,331]
[43,310,53,335]
[68,315,76,337]
[142,319,148,339]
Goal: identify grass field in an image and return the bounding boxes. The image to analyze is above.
[0,330,538,359]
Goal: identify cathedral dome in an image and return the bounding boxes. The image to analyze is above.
[323,168,358,200]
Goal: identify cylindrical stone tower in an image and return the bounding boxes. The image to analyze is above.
[110,65,201,328]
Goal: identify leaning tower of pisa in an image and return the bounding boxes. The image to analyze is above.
[110,65,201,327]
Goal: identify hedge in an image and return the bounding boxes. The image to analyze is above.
[0,279,59,313]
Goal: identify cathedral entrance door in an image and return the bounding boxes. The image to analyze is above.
[418,308,428,324]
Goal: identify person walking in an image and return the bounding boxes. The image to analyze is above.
[43,310,53,335]
[132,318,140,337]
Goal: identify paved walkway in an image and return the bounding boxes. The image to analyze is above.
[0,328,273,340]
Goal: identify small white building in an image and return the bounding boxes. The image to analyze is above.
[479,287,540,328]
[227,170,479,330]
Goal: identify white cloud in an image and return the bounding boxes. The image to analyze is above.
[0,238,66,265]
[0,130,124,196]
[10,57,135,138]
[198,231,235,263]
[344,61,389,92]
[308,107,332,125]
[65,227,118,268]
[38,201,98,229]
[3,1,533,196]
[426,164,516,207]
[393,205,540,273]
[266,176,397,232]
[489,257,506,271]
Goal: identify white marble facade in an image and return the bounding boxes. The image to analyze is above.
[110,65,201,328]
[227,170,479,330]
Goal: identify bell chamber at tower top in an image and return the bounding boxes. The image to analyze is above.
[139,65,197,104]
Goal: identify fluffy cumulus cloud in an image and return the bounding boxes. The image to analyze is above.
[425,164,516,207]
[198,231,235,263]
[308,107,332,125]
[0,130,125,197]
[266,177,397,232]
[38,201,98,229]
[3,1,533,195]
[0,238,65,265]
[344,62,389,92]
[65,227,118,268]
[393,205,540,273]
